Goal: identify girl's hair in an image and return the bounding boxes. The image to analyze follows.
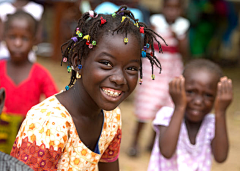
[61,5,167,89]
[4,10,38,35]
[183,59,223,80]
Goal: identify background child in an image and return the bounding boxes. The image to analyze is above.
[129,0,190,156]
[0,11,58,154]
[0,0,44,62]
[148,59,232,171]
[10,6,167,171]
[0,87,33,171]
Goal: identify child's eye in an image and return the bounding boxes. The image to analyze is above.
[127,67,138,71]
[99,60,112,67]
[186,90,194,95]
[204,93,213,98]
[9,35,16,39]
[22,37,29,41]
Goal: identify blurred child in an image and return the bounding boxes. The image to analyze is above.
[148,59,232,171]
[129,0,190,156]
[0,11,57,154]
[0,0,44,62]
[10,6,167,171]
[0,88,33,171]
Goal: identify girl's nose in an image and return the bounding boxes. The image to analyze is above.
[14,38,22,47]
[109,73,127,86]
[193,95,203,105]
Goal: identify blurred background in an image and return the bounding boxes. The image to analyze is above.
[0,0,240,170]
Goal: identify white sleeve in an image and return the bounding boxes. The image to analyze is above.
[153,106,174,127]
[171,17,190,39]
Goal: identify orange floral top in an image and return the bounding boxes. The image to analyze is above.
[10,95,122,171]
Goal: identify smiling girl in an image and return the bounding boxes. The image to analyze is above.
[148,59,233,171]
[10,6,166,171]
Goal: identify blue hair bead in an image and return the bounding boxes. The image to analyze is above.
[146,43,150,48]
[65,85,69,91]
[78,64,82,70]
[141,51,146,58]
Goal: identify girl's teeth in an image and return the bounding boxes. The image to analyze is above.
[103,89,121,97]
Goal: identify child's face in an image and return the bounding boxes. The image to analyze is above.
[184,69,219,123]
[4,18,34,63]
[162,0,182,24]
[79,33,141,111]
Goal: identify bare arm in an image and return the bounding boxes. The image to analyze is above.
[178,34,190,62]
[98,159,119,171]
[159,76,187,158]
[211,77,233,163]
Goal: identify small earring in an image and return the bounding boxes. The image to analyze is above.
[76,72,81,79]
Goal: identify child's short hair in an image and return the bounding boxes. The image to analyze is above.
[183,59,223,80]
[4,10,38,35]
[61,5,167,89]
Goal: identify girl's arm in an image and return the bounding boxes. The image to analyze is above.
[98,159,119,171]
[211,77,233,163]
[159,76,187,158]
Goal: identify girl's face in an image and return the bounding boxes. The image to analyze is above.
[162,0,182,24]
[79,33,141,111]
[184,69,219,123]
[5,18,34,63]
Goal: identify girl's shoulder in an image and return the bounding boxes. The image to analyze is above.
[153,106,174,127]
[150,14,166,27]
[26,95,72,125]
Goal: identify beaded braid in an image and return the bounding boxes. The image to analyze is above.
[61,6,168,90]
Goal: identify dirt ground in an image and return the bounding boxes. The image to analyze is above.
[38,57,240,171]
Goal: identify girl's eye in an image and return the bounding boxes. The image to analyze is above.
[205,93,213,98]
[99,61,112,67]
[127,67,138,71]
[186,90,194,95]
[22,37,29,41]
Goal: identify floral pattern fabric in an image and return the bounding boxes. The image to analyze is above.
[10,95,122,171]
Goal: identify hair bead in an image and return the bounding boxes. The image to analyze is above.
[124,37,128,44]
[65,85,70,91]
[67,66,72,73]
[78,64,82,69]
[140,27,144,33]
[63,57,67,62]
[89,44,93,48]
[141,51,146,57]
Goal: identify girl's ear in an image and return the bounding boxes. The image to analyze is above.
[72,52,84,75]
[0,88,6,114]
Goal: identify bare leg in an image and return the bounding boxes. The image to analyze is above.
[128,121,145,157]
[146,128,156,152]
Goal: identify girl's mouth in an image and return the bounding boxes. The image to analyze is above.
[102,88,122,97]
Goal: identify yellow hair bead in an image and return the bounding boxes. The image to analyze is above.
[83,35,90,40]
[124,37,128,44]
[134,22,139,27]
[121,16,126,23]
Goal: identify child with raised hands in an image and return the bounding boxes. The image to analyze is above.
[148,59,233,171]
[10,6,167,171]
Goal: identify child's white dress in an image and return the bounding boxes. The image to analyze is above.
[134,14,189,122]
[148,106,215,171]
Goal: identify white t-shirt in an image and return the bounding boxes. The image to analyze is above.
[148,106,215,171]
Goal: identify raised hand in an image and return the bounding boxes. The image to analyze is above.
[214,76,233,115]
[169,75,187,109]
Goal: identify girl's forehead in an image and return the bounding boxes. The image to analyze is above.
[185,69,219,85]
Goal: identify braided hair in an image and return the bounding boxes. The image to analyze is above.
[61,5,167,90]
